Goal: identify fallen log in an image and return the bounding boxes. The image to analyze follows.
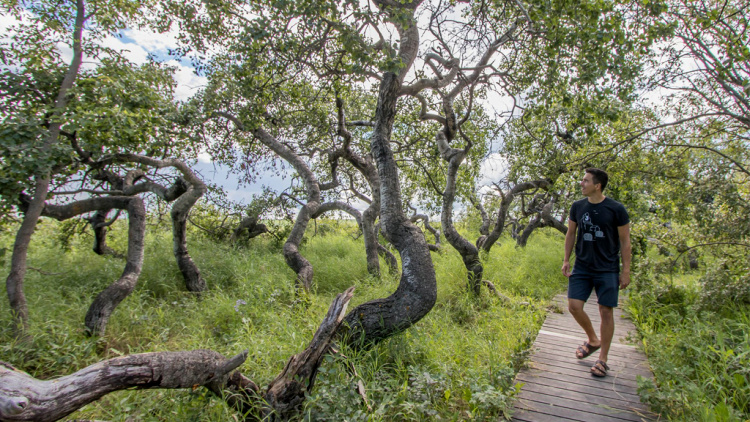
[0,287,356,422]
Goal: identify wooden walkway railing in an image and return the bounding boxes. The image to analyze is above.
[511,294,658,422]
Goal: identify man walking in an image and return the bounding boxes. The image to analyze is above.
[561,168,631,377]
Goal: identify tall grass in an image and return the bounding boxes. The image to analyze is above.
[627,260,750,422]
[0,219,567,421]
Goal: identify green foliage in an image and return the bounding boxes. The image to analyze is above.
[698,261,750,312]
[0,218,564,420]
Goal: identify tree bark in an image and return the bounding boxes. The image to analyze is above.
[108,154,208,293]
[247,128,335,292]
[540,198,567,235]
[86,209,122,258]
[516,214,542,247]
[259,286,355,419]
[83,197,146,336]
[21,195,146,336]
[0,349,247,422]
[470,192,491,237]
[436,132,483,295]
[336,98,383,277]
[5,0,86,335]
[230,215,268,243]
[377,243,399,274]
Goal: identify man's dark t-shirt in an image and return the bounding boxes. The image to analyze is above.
[569,197,630,273]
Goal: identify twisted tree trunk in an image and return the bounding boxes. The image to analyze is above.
[110,154,208,293]
[540,198,568,235]
[256,128,323,292]
[230,215,268,243]
[5,0,86,334]
[516,214,542,247]
[437,132,483,295]
[377,243,399,274]
[92,163,203,292]
[336,98,384,277]
[0,350,246,422]
[340,69,437,344]
[410,214,441,252]
[87,209,121,258]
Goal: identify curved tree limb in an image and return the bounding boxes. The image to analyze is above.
[0,350,248,422]
[19,195,146,336]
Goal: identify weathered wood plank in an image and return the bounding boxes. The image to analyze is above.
[515,374,642,405]
[515,372,644,404]
[526,361,640,389]
[517,380,652,412]
[530,340,648,364]
[510,294,657,421]
[533,332,646,356]
[512,408,582,422]
[515,389,647,422]
[530,354,653,380]
[514,398,650,422]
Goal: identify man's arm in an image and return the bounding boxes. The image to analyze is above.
[561,220,577,277]
[618,223,631,289]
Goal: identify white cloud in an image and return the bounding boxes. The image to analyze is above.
[102,30,206,101]
[197,151,213,163]
[167,59,207,101]
[478,153,509,186]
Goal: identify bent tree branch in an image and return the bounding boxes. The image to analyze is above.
[26,195,146,336]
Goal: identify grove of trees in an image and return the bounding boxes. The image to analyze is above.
[1,0,747,420]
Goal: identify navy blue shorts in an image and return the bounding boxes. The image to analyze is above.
[568,265,620,307]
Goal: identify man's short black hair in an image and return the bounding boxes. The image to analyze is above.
[585,168,609,191]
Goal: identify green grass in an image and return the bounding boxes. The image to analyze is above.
[627,251,750,422]
[0,219,567,421]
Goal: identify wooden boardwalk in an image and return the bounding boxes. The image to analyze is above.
[511,294,659,422]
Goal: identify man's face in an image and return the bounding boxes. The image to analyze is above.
[580,172,600,196]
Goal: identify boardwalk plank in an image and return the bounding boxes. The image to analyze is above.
[514,398,650,422]
[530,355,653,380]
[510,294,657,421]
[515,390,647,422]
[530,341,648,364]
[512,408,582,422]
[515,372,644,404]
[533,332,646,356]
[515,375,643,406]
[518,381,652,412]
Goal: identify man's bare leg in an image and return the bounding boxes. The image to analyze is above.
[568,298,601,355]
[597,304,615,363]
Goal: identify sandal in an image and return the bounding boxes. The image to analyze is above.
[591,360,610,377]
[575,342,600,359]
